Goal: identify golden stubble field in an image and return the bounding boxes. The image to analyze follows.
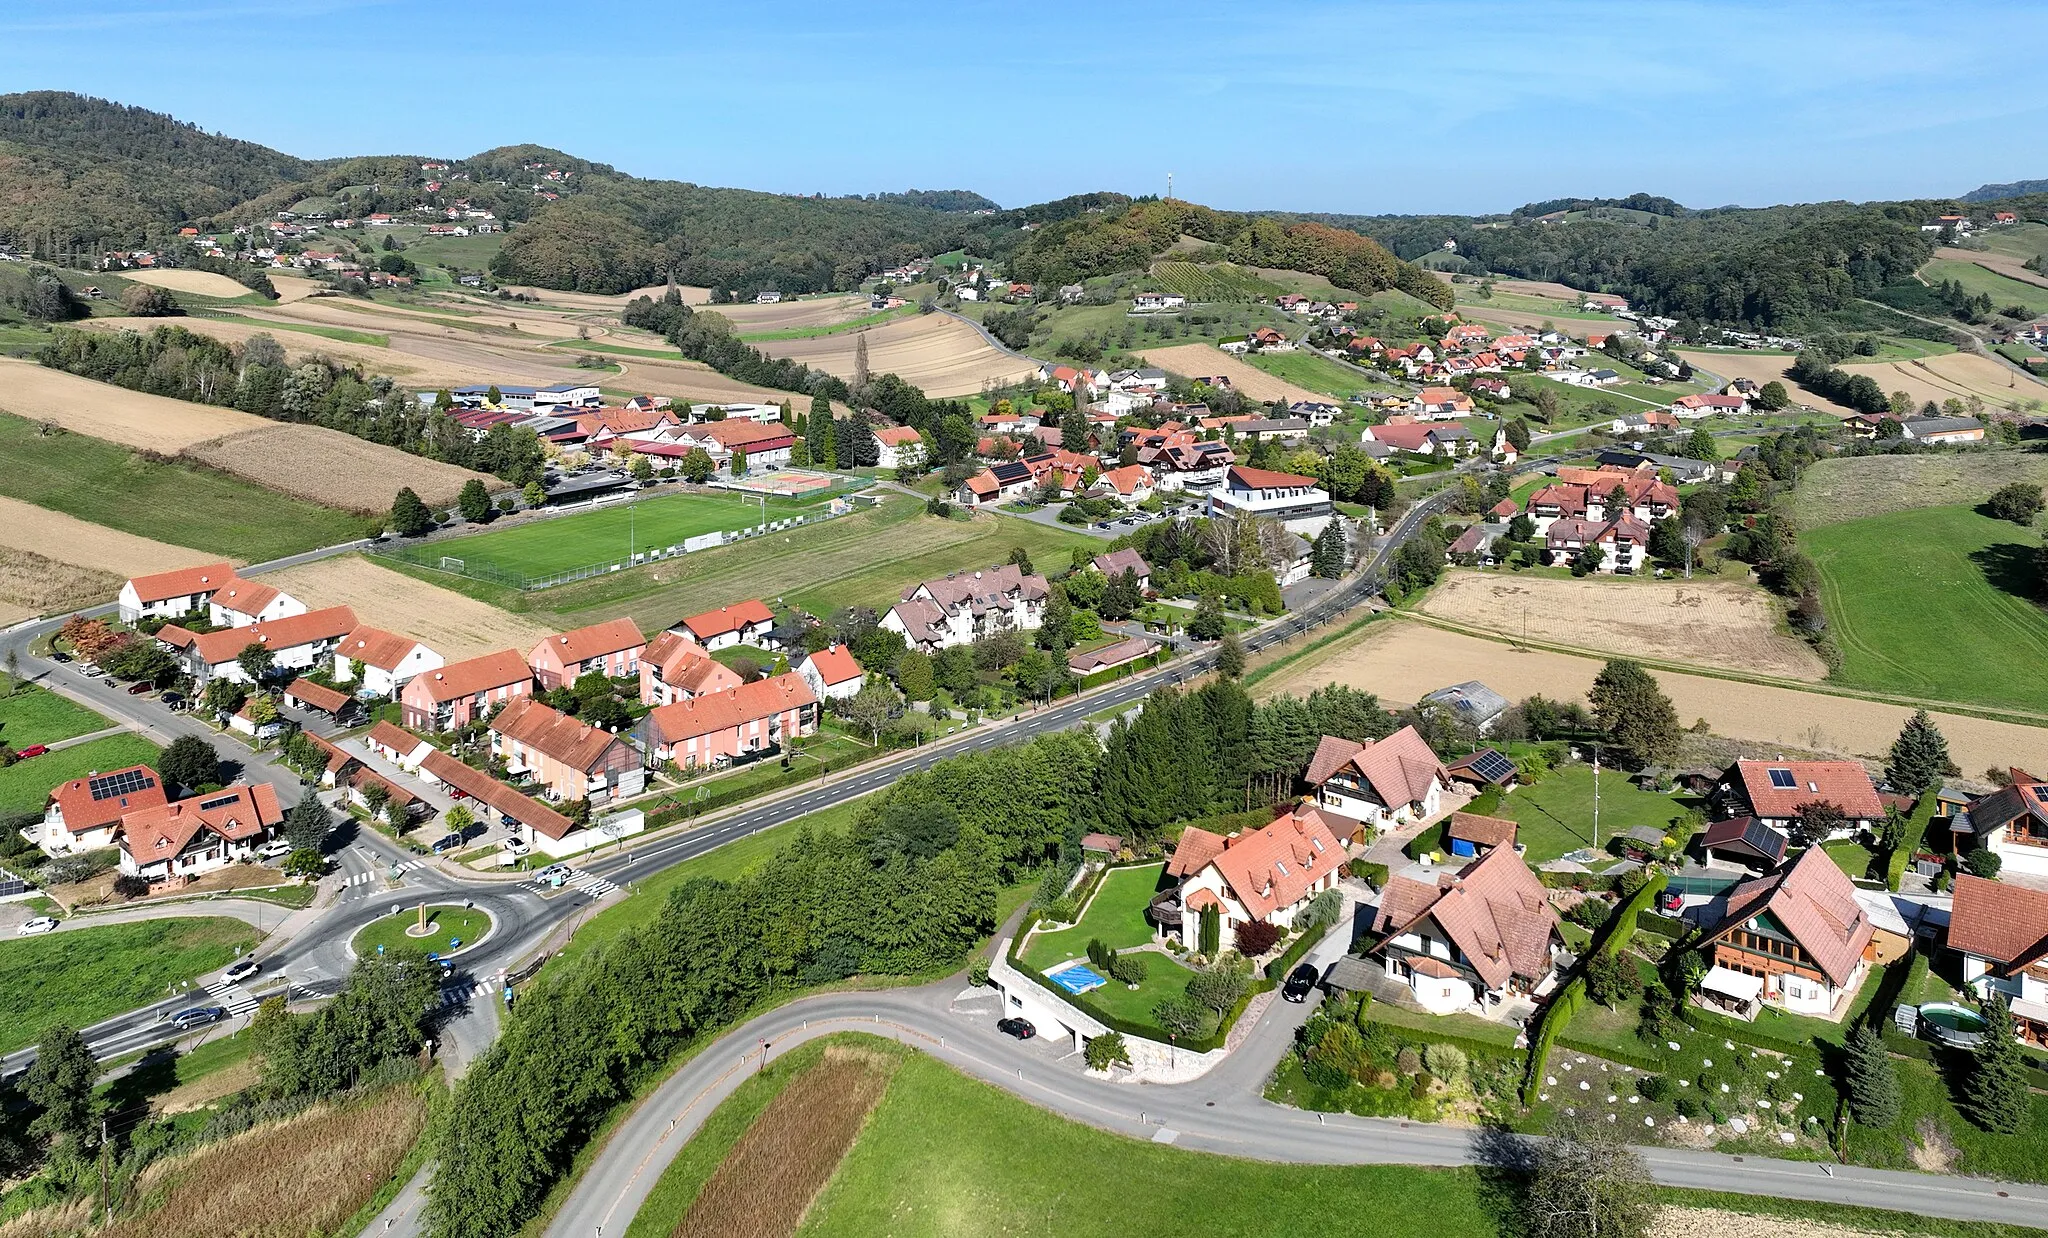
[1418,571,1826,681]
[713,294,872,331]
[1136,343,1329,405]
[0,497,228,621]
[1839,352,2046,411]
[759,314,1034,396]
[1255,619,2046,774]
[119,269,255,299]
[183,424,488,513]
[0,359,269,451]
[263,555,554,660]
[501,282,711,311]
[1673,351,1857,416]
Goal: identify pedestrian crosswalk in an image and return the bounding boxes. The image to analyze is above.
[204,980,258,1016]
[341,860,426,887]
[438,978,497,1007]
[519,868,619,897]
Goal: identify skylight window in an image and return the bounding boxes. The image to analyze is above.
[1767,768,1797,789]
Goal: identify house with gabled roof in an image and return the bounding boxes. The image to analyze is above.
[1698,816,1789,874]
[1160,801,1351,950]
[1092,548,1151,591]
[114,783,284,885]
[118,562,235,625]
[1304,725,1451,832]
[640,673,818,770]
[40,765,167,855]
[1208,465,1333,536]
[1693,847,1875,1018]
[874,424,926,471]
[400,649,534,731]
[674,599,776,651]
[637,630,744,706]
[1368,845,1564,1015]
[363,720,434,771]
[528,617,645,690]
[881,565,1048,652]
[1949,874,2048,1045]
[489,697,645,805]
[333,625,443,698]
[207,575,306,628]
[159,606,358,685]
[796,644,864,702]
[1950,768,2048,877]
[1715,758,1883,841]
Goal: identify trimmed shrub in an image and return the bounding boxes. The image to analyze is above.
[1109,953,1149,986]
[1234,919,1282,957]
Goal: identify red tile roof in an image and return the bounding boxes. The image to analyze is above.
[801,644,862,687]
[1701,847,1873,986]
[116,784,283,866]
[1950,874,2048,972]
[1446,812,1517,849]
[1092,548,1150,579]
[46,765,166,836]
[1167,825,1227,880]
[1227,464,1319,491]
[419,750,575,840]
[696,419,794,450]
[491,696,626,772]
[125,562,234,604]
[282,678,351,714]
[1202,803,1348,920]
[179,606,357,666]
[209,575,283,619]
[364,720,426,756]
[1371,846,1559,990]
[1730,759,1883,821]
[535,617,644,666]
[1306,726,1447,809]
[407,649,532,703]
[681,600,775,642]
[643,672,818,745]
[337,625,425,672]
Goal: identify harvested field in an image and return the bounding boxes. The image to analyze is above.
[0,495,231,576]
[1492,278,1586,302]
[1789,452,2048,527]
[182,423,488,513]
[758,314,1033,397]
[502,283,710,310]
[1417,570,1825,680]
[120,269,255,299]
[1137,343,1330,406]
[1253,618,2048,774]
[0,358,268,451]
[675,1045,894,1238]
[1938,245,2048,291]
[262,554,553,660]
[711,294,871,331]
[1650,1207,1921,1238]
[1839,351,2046,411]
[1673,351,1858,415]
[266,272,321,302]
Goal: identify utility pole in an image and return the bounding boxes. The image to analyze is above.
[99,1116,110,1224]
[1592,744,1601,852]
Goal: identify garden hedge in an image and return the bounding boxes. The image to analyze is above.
[1522,976,1585,1102]
[1264,917,1334,981]
[1634,910,1685,940]
[1883,796,1938,892]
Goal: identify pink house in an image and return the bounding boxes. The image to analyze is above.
[528,617,646,690]
[640,673,818,770]
[637,630,743,706]
[488,697,646,805]
[401,649,534,731]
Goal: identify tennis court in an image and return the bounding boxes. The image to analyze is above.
[719,468,841,496]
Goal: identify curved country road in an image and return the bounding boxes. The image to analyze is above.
[541,981,2048,1237]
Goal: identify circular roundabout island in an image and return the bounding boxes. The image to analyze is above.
[350,903,493,960]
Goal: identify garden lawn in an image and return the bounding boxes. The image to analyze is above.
[0,686,111,748]
[0,917,256,1055]
[349,905,491,958]
[801,1048,1507,1238]
[1805,504,2048,714]
[1492,765,1696,864]
[0,733,161,815]
[0,412,364,560]
[1021,863,1165,968]
[383,490,840,581]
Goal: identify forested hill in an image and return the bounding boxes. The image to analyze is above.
[1008,198,1454,310]
[1962,178,2048,203]
[0,91,313,254]
[1283,200,1949,328]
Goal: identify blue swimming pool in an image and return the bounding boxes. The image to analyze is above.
[1048,963,1107,995]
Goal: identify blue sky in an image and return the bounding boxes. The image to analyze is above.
[4,0,2041,214]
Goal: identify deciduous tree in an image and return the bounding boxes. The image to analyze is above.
[389,486,431,537]
[159,735,220,793]
[1586,658,1680,767]
[458,478,492,522]
[1527,1114,1655,1238]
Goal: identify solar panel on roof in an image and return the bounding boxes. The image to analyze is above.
[87,769,153,801]
[1767,768,1797,789]
[1464,750,1516,783]
[197,793,242,811]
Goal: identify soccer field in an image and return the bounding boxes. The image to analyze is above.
[389,491,838,580]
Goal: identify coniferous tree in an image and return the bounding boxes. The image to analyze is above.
[1844,1023,1900,1128]
[1884,710,1952,793]
[282,794,335,853]
[1586,658,1680,767]
[458,478,492,522]
[1967,998,2030,1134]
[1310,521,1346,578]
[389,486,431,537]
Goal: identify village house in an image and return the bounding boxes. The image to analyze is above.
[528,617,646,690]
[874,424,926,471]
[1363,420,1480,458]
[637,630,744,706]
[114,783,284,885]
[1715,758,1884,841]
[363,720,434,771]
[1367,845,1565,1016]
[1304,726,1452,833]
[1091,548,1151,591]
[118,562,235,625]
[159,606,358,685]
[400,648,534,731]
[640,673,819,770]
[881,565,1048,652]
[1670,392,1746,420]
[674,599,776,651]
[1544,513,1651,574]
[332,624,443,698]
[1948,874,2048,1045]
[1095,463,1156,503]
[1142,439,1236,492]
[40,765,166,856]
[1692,848,1876,1019]
[1157,801,1351,951]
[208,576,306,628]
[1130,291,1185,312]
[796,644,864,702]
[489,697,646,805]
[1411,386,1474,419]
[1208,465,1333,537]
[1949,768,2048,877]
[1067,636,1156,676]
[417,749,602,857]
[1521,464,1679,537]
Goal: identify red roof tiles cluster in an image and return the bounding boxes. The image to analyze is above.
[1700,848,1873,986]
[1729,758,1884,821]
[406,649,533,703]
[1949,874,2048,973]
[1167,802,1348,920]
[1371,846,1559,990]
[490,696,626,773]
[642,673,818,745]
[125,562,234,604]
[116,783,283,866]
[46,765,166,837]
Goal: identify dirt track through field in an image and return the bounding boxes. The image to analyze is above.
[1418,571,1825,680]
[1256,619,2046,773]
[1137,343,1330,405]
[120,269,254,299]
[263,555,553,660]
[758,314,1033,396]
[0,359,270,451]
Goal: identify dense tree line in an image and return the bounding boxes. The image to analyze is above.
[1009,198,1452,310]
[623,290,851,402]
[37,326,544,486]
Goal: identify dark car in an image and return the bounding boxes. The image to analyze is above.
[172,1006,227,1031]
[127,681,152,695]
[996,1017,1036,1040]
[1282,963,1320,1003]
[1658,889,1684,913]
[432,832,464,853]
[161,691,184,706]
[458,822,488,843]
[48,651,70,663]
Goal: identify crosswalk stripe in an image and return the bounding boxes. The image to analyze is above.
[204,981,257,1015]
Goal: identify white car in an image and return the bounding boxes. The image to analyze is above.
[259,839,293,859]
[501,837,531,857]
[16,917,58,936]
[223,957,260,984]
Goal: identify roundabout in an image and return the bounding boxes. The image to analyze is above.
[349,903,493,960]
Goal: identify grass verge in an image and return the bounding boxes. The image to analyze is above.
[0,917,257,1054]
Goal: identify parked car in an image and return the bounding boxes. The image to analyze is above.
[458,822,488,843]
[172,1006,227,1031]
[501,837,531,857]
[14,744,47,760]
[79,665,104,679]
[1282,963,1320,1003]
[446,788,469,801]
[996,1017,1036,1040]
[15,917,58,936]
[161,691,185,707]
[48,651,70,663]
[259,839,293,859]
[223,958,260,984]
[538,863,572,883]
[126,681,152,695]
[431,832,464,853]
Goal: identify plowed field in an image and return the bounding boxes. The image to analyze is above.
[759,314,1033,396]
